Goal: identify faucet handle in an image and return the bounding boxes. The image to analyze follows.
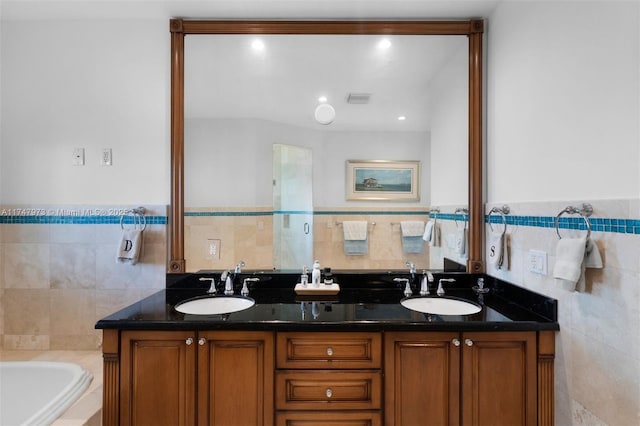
[199,277,216,294]
[394,277,412,297]
[436,278,456,296]
[241,278,259,296]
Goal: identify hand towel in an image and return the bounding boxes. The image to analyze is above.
[584,238,603,269]
[401,221,425,253]
[552,235,587,285]
[429,223,441,247]
[342,221,368,255]
[400,221,425,237]
[422,220,434,242]
[488,232,509,270]
[455,228,467,256]
[488,232,504,267]
[117,230,143,265]
[343,221,368,241]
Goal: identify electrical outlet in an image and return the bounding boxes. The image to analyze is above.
[206,239,221,259]
[100,148,112,166]
[72,148,85,166]
[528,250,548,275]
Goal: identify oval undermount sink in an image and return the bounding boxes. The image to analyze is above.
[401,297,482,316]
[175,296,255,315]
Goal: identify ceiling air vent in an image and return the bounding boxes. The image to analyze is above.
[346,93,371,104]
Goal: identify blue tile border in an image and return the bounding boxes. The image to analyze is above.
[485,214,640,235]
[0,215,167,225]
[5,209,634,235]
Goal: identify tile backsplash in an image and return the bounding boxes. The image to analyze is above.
[0,205,168,350]
[484,198,640,425]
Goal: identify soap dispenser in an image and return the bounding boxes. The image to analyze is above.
[311,260,321,287]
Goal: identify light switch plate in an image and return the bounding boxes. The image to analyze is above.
[528,249,548,275]
[72,148,85,166]
[101,148,112,166]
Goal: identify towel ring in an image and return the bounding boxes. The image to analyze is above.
[554,203,592,240]
[488,205,510,235]
[121,207,147,231]
[454,208,468,230]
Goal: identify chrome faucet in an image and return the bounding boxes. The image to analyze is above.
[436,278,456,296]
[235,260,245,274]
[405,260,416,274]
[420,270,434,296]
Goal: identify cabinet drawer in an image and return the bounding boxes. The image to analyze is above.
[275,410,382,426]
[276,332,381,369]
[276,371,381,411]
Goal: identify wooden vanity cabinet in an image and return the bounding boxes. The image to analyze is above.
[116,330,274,426]
[275,332,383,426]
[384,331,538,426]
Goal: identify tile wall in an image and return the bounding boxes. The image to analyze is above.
[184,206,471,272]
[484,198,640,425]
[0,205,167,350]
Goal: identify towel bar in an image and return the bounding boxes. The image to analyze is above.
[554,203,592,239]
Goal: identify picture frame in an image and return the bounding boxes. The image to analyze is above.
[346,160,420,201]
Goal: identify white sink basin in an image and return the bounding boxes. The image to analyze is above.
[175,296,255,315]
[401,297,482,316]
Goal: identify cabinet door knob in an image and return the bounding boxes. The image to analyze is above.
[452,338,460,346]
[185,337,193,345]
[198,338,206,346]
[465,338,473,347]
[326,347,333,356]
[326,388,333,398]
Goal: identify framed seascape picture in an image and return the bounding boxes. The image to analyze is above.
[346,160,420,201]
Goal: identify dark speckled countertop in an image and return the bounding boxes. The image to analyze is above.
[95,271,559,332]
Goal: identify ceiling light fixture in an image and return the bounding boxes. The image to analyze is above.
[377,38,392,49]
[315,104,335,125]
[397,116,406,121]
[318,96,328,103]
[251,39,265,51]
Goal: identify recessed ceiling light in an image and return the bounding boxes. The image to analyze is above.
[397,116,406,121]
[251,39,265,51]
[318,96,328,103]
[377,38,392,49]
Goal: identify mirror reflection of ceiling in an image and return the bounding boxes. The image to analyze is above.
[185,35,467,132]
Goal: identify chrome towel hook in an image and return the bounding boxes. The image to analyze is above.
[454,207,469,230]
[488,204,510,235]
[554,203,592,239]
[120,206,147,231]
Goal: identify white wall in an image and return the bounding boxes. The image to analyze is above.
[487,2,640,425]
[488,1,639,202]
[0,19,170,205]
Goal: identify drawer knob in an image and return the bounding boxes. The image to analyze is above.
[185,337,193,345]
[198,338,206,346]
[452,338,460,346]
[326,347,333,356]
[465,338,474,347]
[326,388,333,398]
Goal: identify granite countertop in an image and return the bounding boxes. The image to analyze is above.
[95,272,559,332]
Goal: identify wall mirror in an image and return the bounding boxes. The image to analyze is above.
[169,20,484,274]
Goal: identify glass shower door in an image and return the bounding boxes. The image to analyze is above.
[273,144,313,270]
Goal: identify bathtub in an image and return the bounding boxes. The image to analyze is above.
[0,361,93,426]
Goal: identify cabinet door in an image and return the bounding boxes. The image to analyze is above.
[461,331,537,426]
[120,330,196,426]
[384,331,460,426]
[198,330,275,426]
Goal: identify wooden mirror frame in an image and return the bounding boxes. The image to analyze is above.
[169,19,484,274]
